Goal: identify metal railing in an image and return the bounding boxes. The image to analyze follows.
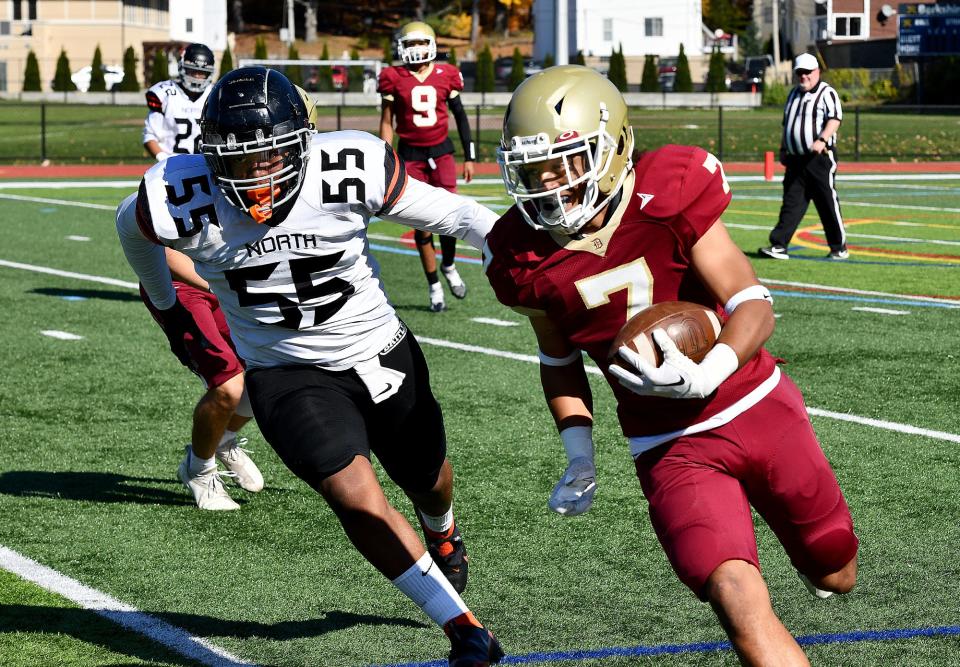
[0,101,958,164]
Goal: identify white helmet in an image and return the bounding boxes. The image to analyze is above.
[397,22,437,65]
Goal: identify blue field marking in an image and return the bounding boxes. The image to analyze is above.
[769,289,960,309]
[373,625,960,667]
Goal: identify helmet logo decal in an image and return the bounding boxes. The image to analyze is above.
[557,130,579,142]
[554,98,564,115]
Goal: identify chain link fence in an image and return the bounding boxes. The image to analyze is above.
[0,101,958,164]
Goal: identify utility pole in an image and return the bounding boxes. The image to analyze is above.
[772,0,781,69]
[286,0,295,46]
[556,0,568,65]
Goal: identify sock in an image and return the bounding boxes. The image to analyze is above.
[419,506,454,536]
[392,551,468,626]
[439,235,457,266]
[217,430,237,451]
[187,448,216,475]
[426,270,440,285]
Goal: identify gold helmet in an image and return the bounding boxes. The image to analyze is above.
[397,21,437,65]
[499,65,634,234]
[294,85,319,129]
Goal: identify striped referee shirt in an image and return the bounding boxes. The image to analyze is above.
[782,81,842,155]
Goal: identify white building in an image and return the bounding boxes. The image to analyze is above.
[533,0,704,62]
[169,0,227,51]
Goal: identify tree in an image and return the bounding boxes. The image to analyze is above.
[285,44,303,87]
[23,50,41,92]
[448,47,457,66]
[150,49,168,86]
[607,44,627,92]
[219,44,234,77]
[739,21,763,58]
[508,47,525,91]
[573,50,585,66]
[475,44,494,93]
[705,47,727,93]
[118,46,140,92]
[675,43,693,92]
[348,47,364,92]
[254,36,268,60]
[703,0,749,34]
[88,45,107,92]
[316,42,333,92]
[382,35,393,64]
[542,52,554,68]
[52,49,77,92]
[640,54,659,92]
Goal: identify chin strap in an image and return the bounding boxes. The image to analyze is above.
[246,186,281,224]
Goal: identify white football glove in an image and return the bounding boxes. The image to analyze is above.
[608,329,738,400]
[548,456,597,516]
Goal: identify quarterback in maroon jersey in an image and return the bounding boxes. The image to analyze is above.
[379,21,477,312]
[484,65,858,666]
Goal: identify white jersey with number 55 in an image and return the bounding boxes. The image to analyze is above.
[118,130,496,369]
[142,79,210,155]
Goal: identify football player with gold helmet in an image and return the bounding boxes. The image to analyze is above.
[485,65,858,666]
[379,21,477,312]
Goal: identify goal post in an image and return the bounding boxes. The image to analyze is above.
[238,58,384,94]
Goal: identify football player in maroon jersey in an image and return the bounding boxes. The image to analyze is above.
[379,22,477,312]
[484,65,858,666]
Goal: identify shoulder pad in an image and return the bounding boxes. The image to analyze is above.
[145,90,163,112]
[141,155,217,245]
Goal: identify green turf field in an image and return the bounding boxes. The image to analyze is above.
[2,102,959,163]
[1,173,959,666]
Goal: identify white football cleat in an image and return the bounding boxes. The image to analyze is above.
[428,283,446,312]
[799,572,834,599]
[441,265,467,299]
[178,446,240,511]
[216,436,264,492]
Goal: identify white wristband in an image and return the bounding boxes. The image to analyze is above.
[155,151,172,162]
[559,425,594,463]
[699,343,740,393]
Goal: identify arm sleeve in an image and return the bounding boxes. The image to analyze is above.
[381,176,498,250]
[115,189,176,310]
[448,95,476,161]
[142,90,165,144]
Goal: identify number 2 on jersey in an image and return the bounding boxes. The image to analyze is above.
[411,85,437,127]
[575,258,653,321]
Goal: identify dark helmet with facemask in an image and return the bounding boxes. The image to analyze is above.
[199,67,313,223]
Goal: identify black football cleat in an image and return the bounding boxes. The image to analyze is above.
[417,511,469,594]
[444,615,505,667]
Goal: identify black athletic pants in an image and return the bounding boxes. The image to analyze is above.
[769,149,846,252]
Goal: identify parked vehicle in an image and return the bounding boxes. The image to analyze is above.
[658,57,678,92]
[70,65,124,92]
[331,65,348,91]
[494,56,543,82]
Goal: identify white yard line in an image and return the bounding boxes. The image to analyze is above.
[0,180,139,189]
[759,278,960,306]
[850,307,910,315]
[0,546,256,667]
[3,259,959,445]
[41,330,84,340]
[470,317,520,327]
[734,194,960,214]
[0,193,116,210]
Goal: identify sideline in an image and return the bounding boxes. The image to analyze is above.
[0,546,255,667]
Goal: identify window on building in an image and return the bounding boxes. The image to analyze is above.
[13,2,21,21]
[27,0,36,20]
[645,17,663,37]
[603,18,613,42]
[0,22,8,36]
[834,15,864,38]
[186,17,193,33]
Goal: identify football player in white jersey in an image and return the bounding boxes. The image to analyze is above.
[143,43,215,161]
[140,43,264,511]
[116,67,503,665]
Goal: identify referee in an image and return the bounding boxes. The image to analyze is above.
[760,53,848,260]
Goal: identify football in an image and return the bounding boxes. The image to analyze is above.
[608,301,722,367]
